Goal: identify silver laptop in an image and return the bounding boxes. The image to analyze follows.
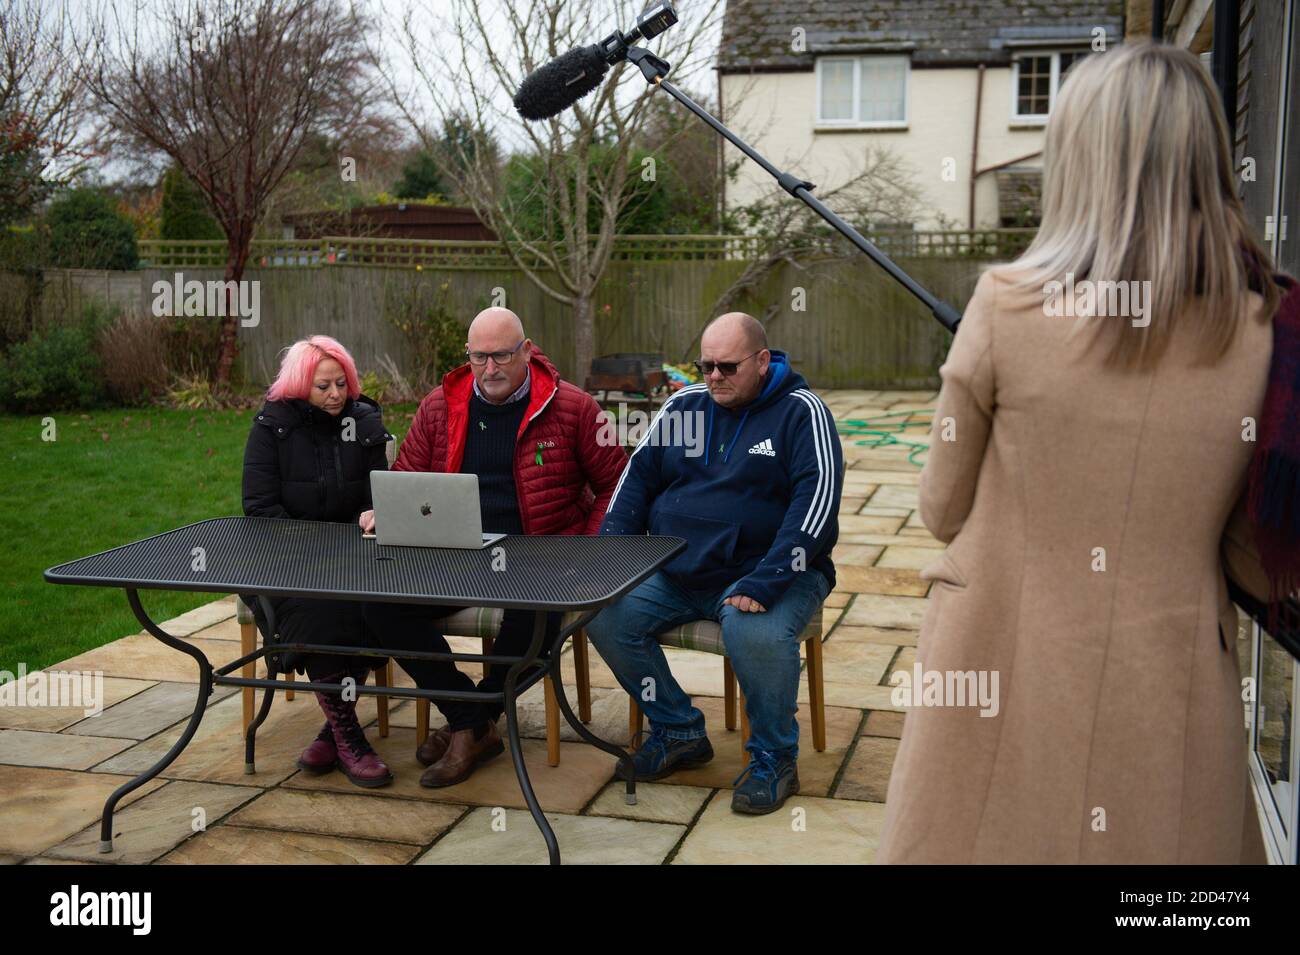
[369,472,507,549]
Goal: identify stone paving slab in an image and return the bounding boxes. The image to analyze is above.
[56,633,267,684]
[158,826,420,864]
[833,565,929,597]
[875,545,944,570]
[840,594,930,630]
[0,766,167,855]
[830,625,918,648]
[671,791,886,865]
[226,788,466,844]
[0,676,156,733]
[833,736,901,803]
[861,710,906,739]
[0,728,134,770]
[415,807,684,865]
[47,780,262,864]
[586,780,713,826]
[66,682,239,740]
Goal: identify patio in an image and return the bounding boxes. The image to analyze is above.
[0,389,937,865]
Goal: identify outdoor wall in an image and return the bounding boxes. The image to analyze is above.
[720,66,1047,229]
[15,257,992,389]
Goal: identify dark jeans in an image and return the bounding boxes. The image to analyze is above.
[249,596,385,681]
[364,602,562,731]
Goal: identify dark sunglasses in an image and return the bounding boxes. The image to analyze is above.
[694,350,764,377]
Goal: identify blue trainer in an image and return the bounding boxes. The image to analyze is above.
[731,750,799,814]
[619,729,714,781]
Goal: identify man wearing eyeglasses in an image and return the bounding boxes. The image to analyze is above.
[587,312,842,815]
[362,306,629,787]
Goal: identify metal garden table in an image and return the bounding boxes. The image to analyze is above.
[44,517,685,865]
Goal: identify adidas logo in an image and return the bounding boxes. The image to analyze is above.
[748,438,776,456]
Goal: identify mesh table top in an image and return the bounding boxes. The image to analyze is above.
[45,517,686,610]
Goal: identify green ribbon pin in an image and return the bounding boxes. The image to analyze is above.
[535,442,544,466]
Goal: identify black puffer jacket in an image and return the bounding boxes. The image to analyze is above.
[242,394,392,523]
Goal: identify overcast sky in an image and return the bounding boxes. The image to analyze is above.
[66,0,725,187]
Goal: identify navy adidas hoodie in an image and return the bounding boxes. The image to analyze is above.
[600,351,841,608]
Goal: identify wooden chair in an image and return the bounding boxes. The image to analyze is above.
[238,599,592,767]
[625,609,826,756]
[236,597,393,736]
[410,607,593,767]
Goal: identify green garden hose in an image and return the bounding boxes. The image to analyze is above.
[836,409,934,467]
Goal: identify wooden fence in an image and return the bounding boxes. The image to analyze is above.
[7,232,1035,389]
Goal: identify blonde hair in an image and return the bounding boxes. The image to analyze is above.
[1002,41,1278,368]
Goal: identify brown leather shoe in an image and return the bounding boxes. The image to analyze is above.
[419,722,504,788]
[416,724,453,766]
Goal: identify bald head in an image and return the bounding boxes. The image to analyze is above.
[699,311,771,409]
[468,307,525,343]
[466,307,531,403]
[703,312,768,353]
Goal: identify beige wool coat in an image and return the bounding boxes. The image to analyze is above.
[876,268,1273,864]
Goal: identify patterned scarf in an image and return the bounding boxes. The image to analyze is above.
[1246,272,1300,651]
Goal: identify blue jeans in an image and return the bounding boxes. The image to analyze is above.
[585,568,830,758]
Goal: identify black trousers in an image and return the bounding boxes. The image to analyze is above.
[364,602,562,731]
[249,596,385,681]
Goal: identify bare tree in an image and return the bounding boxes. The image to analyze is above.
[0,0,94,226]
[384,0,724,381]
[85,0,380,387]
[682,145,924,362]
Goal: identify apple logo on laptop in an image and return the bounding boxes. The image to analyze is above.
[420,502,432,516]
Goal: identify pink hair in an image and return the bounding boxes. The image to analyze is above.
[266,335,361,402]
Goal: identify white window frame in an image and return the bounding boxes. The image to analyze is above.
[815,55,910,130]
[1010,49,1086,124]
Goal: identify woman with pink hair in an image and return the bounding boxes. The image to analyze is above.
[241,335,394,788]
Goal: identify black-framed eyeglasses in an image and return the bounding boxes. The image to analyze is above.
[466,340,526,366]
[694,350,764,378]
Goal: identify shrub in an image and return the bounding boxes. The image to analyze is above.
[387,280,466,395]
[160,166,222,241]
[358,368,391,403]
[0,307,108,412]
[46,188,139,271]
[96,310,170,405]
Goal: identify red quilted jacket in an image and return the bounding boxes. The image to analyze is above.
[394,349,629,535]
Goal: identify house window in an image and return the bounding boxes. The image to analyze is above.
[816,55,909,128]
[1012,50,1089,121]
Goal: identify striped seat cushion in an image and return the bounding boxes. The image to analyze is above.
[653,609,823,655]
[440,607,588,638]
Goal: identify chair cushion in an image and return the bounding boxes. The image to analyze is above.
[655,609,822,655]
[439,607,586,638]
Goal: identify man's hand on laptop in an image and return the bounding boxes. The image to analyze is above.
[724,594,766,613]
[359,510,376,533]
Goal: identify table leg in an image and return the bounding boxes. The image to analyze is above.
[502,611,560,864]
[100,589,214,854]
[244,596,281,774]
[546,611,640,806]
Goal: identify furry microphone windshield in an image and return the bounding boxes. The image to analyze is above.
[513,45,610,120]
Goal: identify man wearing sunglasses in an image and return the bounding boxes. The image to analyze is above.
[587,312,842,814]
[362,307,629,787]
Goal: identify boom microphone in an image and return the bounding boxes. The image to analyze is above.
[507,1,964,333]
[513,1,679,121]
[513,45,610,121]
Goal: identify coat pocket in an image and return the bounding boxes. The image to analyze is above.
[919,549,968,591]
[1217,598,1240,653]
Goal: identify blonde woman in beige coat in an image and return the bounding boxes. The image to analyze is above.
[876,42,1283,864]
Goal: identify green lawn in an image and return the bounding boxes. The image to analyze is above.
[0,403,417,672]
